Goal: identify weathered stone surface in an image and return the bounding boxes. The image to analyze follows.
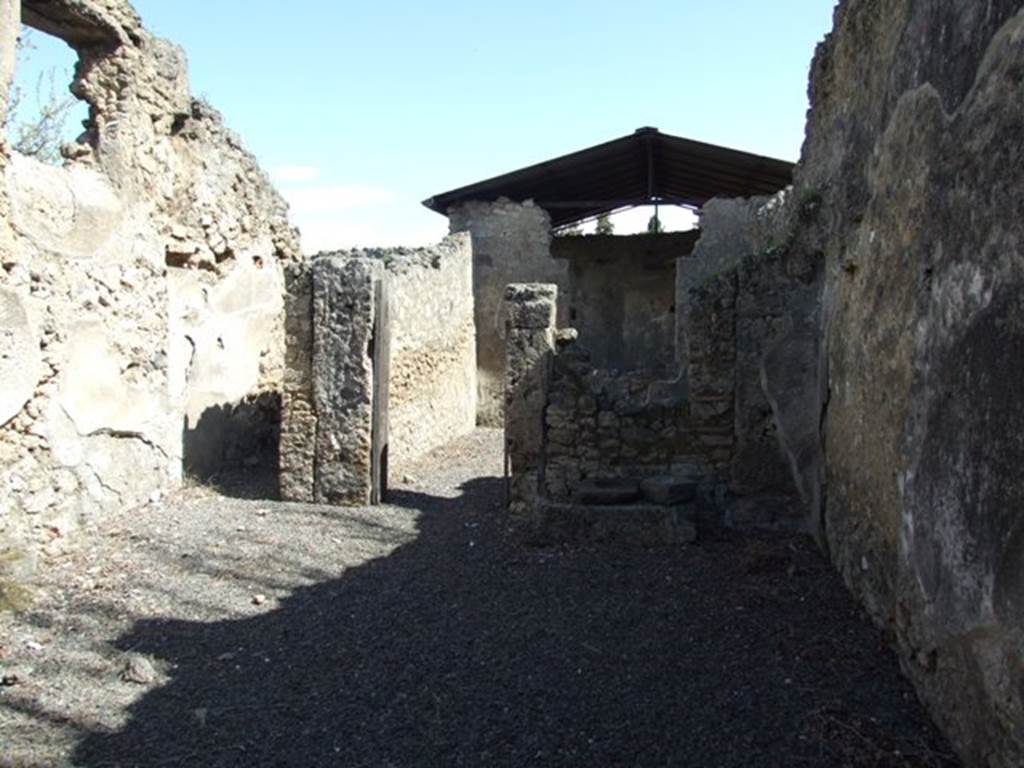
[1,0,300,553]
[0,287,40,427]
[280,236,477,502]
[504,283,558,530]
[554,231,698,372]
[279,263,316,503]
[450,199,564,426]
[310,257,381,506]
[639,476,697,506]
[376,234,475,468]
[574,478,642,506]
[0,548,37,580]
[785,3,1024,765]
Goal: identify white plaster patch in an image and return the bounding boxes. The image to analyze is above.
[58,322,160,436]
[0,287,42,426]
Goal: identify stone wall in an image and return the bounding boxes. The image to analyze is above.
[543,350,724,506]
[281,236,476,502]
[782,2,1024,764]
[503,283,558,532]
[448,199,566,426]
[319,236,476,471]
[679,198,821,533]
[553,231,699,372]
[0,0,299,557]
[280,256,382,506]
[505,212,814,541]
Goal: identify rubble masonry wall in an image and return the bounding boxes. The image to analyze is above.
[449,199,566,426]
[0,0,300,559]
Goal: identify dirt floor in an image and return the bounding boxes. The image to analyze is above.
[0,429,960,767]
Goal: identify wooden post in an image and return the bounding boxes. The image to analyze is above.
[370,275,391,504]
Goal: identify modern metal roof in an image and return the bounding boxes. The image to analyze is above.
[423,127,795,228]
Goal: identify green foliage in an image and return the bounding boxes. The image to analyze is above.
[6,30,78,164]
[646,213,664,234]
[555,223,583,237]
[595,213,614,235]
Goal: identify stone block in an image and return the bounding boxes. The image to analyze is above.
[640,477,698,505]
[573,478,642,505]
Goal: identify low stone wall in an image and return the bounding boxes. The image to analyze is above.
[543,356,724,503]
[504,283,704,544]
[449,199,566,426]
[0,0,299,560]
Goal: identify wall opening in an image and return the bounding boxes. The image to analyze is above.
[6,26,88,164]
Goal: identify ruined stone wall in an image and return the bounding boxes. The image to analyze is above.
[386,235,476,469]
[503,283,558,532]
[679,198,821,533]
[552,231,699,372]
[317,236,477,471]
[280,237,476,501]
[543,347,724,506]
[506,213,815,541]
[0,0,299,556]
[279,256,382,506]
[448,199,566,426]
[782,2,1024,764]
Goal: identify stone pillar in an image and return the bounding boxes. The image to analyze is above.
[311,257,382,505]
[504,283,557,530]
[280,257,383,506]
[279,263,316,502]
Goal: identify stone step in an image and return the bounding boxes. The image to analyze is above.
[640,477,698,505]
[573,478,642,505]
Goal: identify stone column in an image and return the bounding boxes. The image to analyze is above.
[311,257,382,505]
[503,283,557,530]
[280,257,383,506]
[279,262,316,502]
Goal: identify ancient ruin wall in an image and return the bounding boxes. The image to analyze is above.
[0,0,299,555]
[678,198,822,533]
[280,237,477,501]
[385,234,476,469]
[503,283,558,531]
[553,231,699,372]
[788,2,1024,764]
[448,199,567,426]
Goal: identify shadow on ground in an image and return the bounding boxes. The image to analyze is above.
[71,476,957,768]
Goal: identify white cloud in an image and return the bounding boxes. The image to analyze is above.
[271,164,322,183]
[283,184,396,214]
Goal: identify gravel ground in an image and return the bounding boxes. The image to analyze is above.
[1,429,959,768]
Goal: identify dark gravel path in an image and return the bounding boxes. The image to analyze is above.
[1,429,958,767]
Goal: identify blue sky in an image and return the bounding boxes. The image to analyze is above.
[15,1,837,251]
